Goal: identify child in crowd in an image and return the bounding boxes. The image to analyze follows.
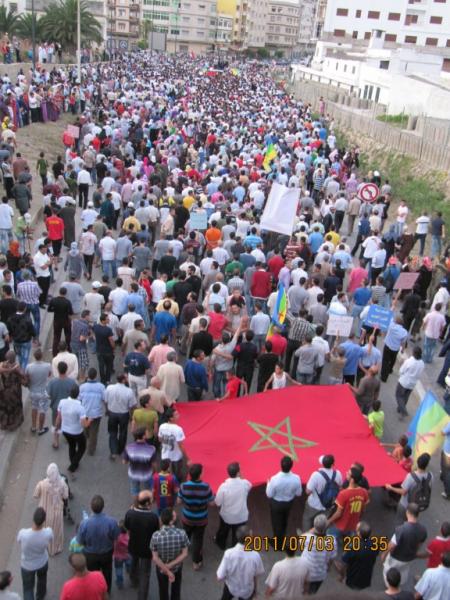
[151,458,180,515]
[368,400,385,440]
[113,521,131,590]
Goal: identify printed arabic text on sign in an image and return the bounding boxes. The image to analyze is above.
[326,315,354,337]
[364,305,394,332]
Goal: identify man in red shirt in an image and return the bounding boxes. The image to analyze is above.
[250,263,271,310]
[208,304,228,341]
[60,553,108,600]
[327,466,369,540]
[426,521,450,568]
[267,326,287,357]
[45,209,65,260]
[267,250,285,281]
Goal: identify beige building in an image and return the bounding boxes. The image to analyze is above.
[298,0,316,49]
[107,0,140,51]
[266,0,300,55]
[232,0,269,50]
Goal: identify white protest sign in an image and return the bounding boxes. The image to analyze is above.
[260,182,300,236]
[326,315,354,337]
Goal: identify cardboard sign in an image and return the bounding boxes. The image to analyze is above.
[190,211,208,230]
[260,182,300,235]
[66,124,80,139]
[393,272,419,291]
[326,315,354,337]
[364,305,393,332]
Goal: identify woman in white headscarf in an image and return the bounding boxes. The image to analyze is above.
[33,463,68,555]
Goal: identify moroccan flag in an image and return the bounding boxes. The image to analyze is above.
[267,283,287,339]
[178,385,405,491]
[263,143,277,172]
[407,391,450,461]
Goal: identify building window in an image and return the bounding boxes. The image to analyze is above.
[118,22,126,31]
[426,37,438,45]
[430,16,443,23]
[336,8,348,16]
[447,39,450,46]
[388,12,400,21]
[405,14,418,25]
[364,31,371,39]
[443,58,450,72]
[352,66,356,73]
[368,11,380,19]
[344,64,347,72]
[434,0,446,3]
[385,33,397,42]
[334,29,345,37]
[380,60,389,69]
[404,35,417,43]
[352,30,358,38]
[356,9,361,17]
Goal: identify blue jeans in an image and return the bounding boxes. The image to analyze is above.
[0,228,11,253]
[297,372,314,384]
[431,235,442,259]
[351,304,364,336]
[213,369,227,398]
[14,341,32,370]
[102,259,117,279]
[21,563,48,600]
[114,557,131,588]
[423,336,438,364]
[27,303,41,338]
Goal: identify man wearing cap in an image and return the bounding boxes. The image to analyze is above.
[81,201,98,230]
[83,281,105,323]
[33,244,52,307]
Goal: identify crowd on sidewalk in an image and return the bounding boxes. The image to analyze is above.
[0,51,449,600]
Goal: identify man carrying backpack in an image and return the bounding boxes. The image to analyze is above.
[385,452,433,524]
[303,454,343,530]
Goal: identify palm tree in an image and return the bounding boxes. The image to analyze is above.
[16,13,45,43]
[40,0,103,51]
[0,7,20,37]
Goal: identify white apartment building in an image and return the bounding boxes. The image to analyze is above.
[266,0,300,54]
[323,0,450,49]
[297,0,316,49]
[142,0,218,53]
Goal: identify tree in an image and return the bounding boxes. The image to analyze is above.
[16,13,45,43]
[0,7,20,37]
[40,0,103,50]
[256,47,270,59]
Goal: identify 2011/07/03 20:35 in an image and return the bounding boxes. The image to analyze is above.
[243,535,388,552]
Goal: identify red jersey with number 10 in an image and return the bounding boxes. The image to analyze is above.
[45,216,64,241]
[334,486,369,532]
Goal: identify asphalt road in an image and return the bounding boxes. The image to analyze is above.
[1,209,449,600]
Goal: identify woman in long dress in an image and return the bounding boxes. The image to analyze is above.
[0,351,24,431]
[33,463,68,556]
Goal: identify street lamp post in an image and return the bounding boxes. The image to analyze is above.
[77,0,81,82]
[31,0,36,71]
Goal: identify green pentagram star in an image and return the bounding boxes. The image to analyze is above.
[248,417,317,461]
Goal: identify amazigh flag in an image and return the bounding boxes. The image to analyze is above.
[267,283,287,338]
[263,142,277,172]
[407,391,450,461]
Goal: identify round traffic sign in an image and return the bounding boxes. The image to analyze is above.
[358,182,379,202]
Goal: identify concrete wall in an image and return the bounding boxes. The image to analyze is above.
[290,79,450,171]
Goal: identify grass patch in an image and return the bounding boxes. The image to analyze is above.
[376,113,408,128]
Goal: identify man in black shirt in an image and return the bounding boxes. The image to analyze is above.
[0,284,18,324]
[256,340,278,392]
[158,248,177,278]
[173,271,192,312]
[48,287,73,356]
[7,301,35,371]
[233,330,258,392]
[186,266,201,297]
[93,313,115,385]
[189,318,213,358]
[124,490,159,599]
[339,521,379,590]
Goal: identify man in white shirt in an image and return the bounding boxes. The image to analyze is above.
[98,231,117,279]
[312,325,330,384]
[362,234,381,264]
[77,165,92,209]
[0,196,13,253]
[33,245,52,306]
[304,454,343,529]
[51,342,79,379]
[415,552,450,600]
[151,274,167,305]
[250,302,271,351]
[83,281,105,323]
[266,456,302,546]
[80,201,98,229]
[414,211,430,257]
[109,279,128,317]
[158,406,189,481]
[217,526,264,600]
[265,548,310,599]
[118,306,142,335]
[215,462,251,550]
[395,346,425,417]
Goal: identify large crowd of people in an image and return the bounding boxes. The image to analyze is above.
[0,51,449,600]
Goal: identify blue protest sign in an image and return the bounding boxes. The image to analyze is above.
[364,305,394,332]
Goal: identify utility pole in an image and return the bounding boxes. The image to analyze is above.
[77,0,81,82]
[31,0,36,71]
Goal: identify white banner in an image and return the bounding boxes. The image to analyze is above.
[260,182,300,236]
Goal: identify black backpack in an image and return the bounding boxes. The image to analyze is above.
[318,470,339,509]
[408,472,432,512]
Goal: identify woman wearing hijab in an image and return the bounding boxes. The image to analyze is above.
[33,463,69,555]
[6,240,21,274]
[64,242,85,280]
[0,350,25,431]
[415,257,433,300]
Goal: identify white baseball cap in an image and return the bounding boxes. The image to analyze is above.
[92,281,101,289]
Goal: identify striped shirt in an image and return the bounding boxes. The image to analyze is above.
[122,441,155,481]
[17,280,41,305]
[179,480,214,526]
